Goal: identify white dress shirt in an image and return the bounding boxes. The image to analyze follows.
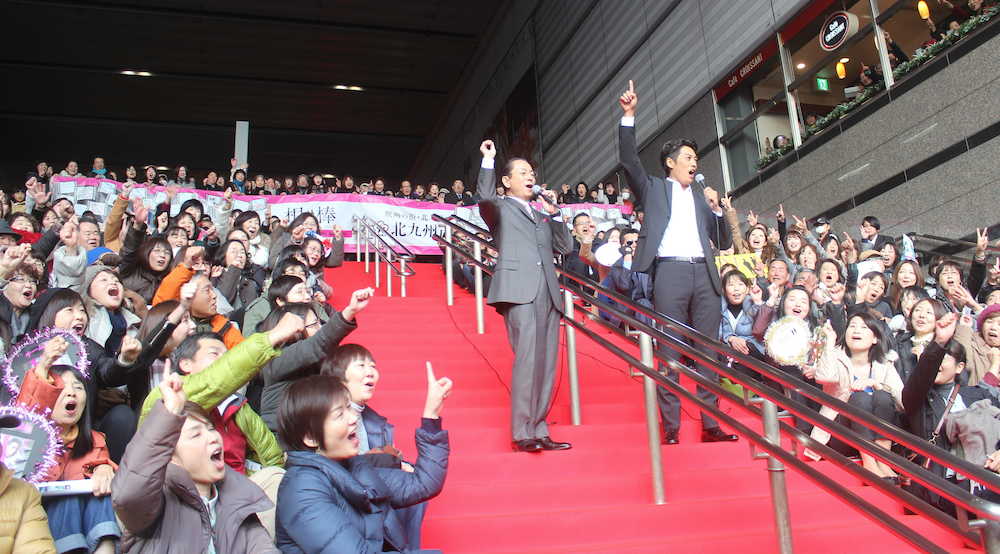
[657,178,705,258]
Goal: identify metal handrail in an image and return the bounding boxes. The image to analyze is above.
[353,216,415,297]
[431,213,1000,552]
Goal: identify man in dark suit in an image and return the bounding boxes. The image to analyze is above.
[444,179,477,206]
[477,139,574,453]
[617,80,738,445]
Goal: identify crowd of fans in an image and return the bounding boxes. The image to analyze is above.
[0,149,996,552]
[567,185,1000,511]
[0,164,455,553]
[19,158,628,209]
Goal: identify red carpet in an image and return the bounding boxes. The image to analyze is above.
[326,261,972,553]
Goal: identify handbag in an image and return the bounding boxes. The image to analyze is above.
[910,383,962,470]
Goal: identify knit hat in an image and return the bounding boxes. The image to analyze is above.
[86,247,115,266]
[978,304,1000,330]
[80,264,117,318]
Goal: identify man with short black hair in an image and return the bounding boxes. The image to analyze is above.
[445,179,475,206]
[860,215,890,251]
[618,79,736,445]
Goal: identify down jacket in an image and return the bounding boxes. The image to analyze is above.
[275,418,449,553]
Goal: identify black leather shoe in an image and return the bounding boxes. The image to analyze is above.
[662,431,679,445]
[701,428,738,443]
[537,437,572,451]
[512,439,543,453]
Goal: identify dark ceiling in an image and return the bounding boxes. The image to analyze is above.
[0,0,502,184]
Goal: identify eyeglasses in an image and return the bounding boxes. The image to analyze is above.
[10,276,38,286]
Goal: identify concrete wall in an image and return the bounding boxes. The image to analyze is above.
[412,0,812,187]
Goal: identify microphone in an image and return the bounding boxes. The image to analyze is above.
[531,185,552,204]
[694,173,705,187]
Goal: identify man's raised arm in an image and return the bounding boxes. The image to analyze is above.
[617,80,651,206]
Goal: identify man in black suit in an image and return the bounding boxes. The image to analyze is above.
[444,179,476,206]
[477,139,574,453]
[617,80,738,445]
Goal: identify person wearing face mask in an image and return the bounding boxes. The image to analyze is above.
[152,247,244,350]
[275,365,452,554]
[257,289,370,435]
[16,336,121,554]
[113,368,279,553]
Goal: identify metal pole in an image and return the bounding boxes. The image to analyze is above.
[374,246,381,288]
[981,521,1000,554]
[355,222,361,262]
[386,252,393,297]
[639,333,666,505]
[563,290,581,426]
[868,0,896,90]
[761,398,794,554]
[400,258,407,298]
[444,227,454,306]
[473,241,484,334]
[364,226,370,273]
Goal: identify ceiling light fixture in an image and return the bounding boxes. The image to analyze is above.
[796,63,806,69]
[136,71,153,77]
[155,166,170,171]
[348,86,363,91]
[839,57,850,63]
[121,70,153,77]
[120,70,136,75]
[332,84,364,92]
[321,174,335,179]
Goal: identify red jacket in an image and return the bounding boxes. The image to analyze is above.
[16,370,116,481]
[212,395,249,474]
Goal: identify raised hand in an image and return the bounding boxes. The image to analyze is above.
[618,79,637,117]
[776,204,785,223]
[166,184,179,199]
[37,336,69,379]
[767,227,780,245]
[332,224,343,240]
[976,227,989,258]
[480,139,496,159]
[179,281,197,308]
[750,283,764,305]
[268,312,306,346]
[934,312,959,346]
[746,210,758,228]
[120,181,134,199]
[828,282,847,304]
[291,225,307,244]
[719,194,733,211]
[184,246,205,269]
[158,362,187,415]
[342,287,375,322]
[59,216,79,249]
[132,197,149,229]
[791,215,808,233]
[119,335,142,364]
[0,244,31,278]
[423,361,453,419]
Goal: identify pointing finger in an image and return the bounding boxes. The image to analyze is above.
[628,79,634,93]
[426,361,435,383]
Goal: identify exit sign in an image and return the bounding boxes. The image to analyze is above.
[815,77,830,91]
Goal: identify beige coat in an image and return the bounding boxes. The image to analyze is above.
[810,343,903,447]
[0,464,56,554]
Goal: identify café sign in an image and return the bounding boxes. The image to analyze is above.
[820,11,859,51]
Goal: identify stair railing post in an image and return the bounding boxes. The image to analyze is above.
[444,226,454,306]
[639,332,666,505]
[474,240,484,334]
[563,289,581,425]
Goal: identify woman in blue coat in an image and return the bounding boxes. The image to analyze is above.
[275,365,453,553]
